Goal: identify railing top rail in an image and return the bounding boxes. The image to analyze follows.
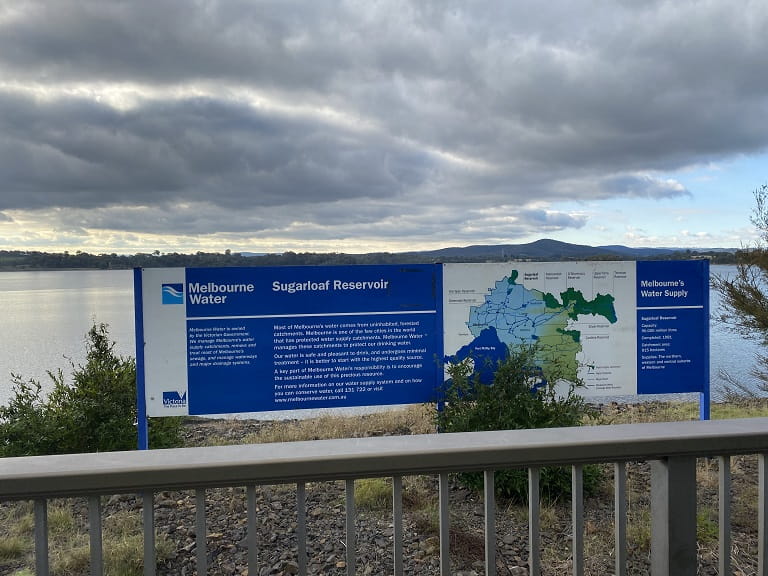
[3,417,768,500]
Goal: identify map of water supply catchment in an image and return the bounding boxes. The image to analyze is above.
[444,262,637,396]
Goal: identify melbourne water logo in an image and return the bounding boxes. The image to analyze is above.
[162,283,184,305]
[162,391,187,408]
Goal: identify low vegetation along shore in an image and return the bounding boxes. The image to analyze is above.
[2,399,768,576]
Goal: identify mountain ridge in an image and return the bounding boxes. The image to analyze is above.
[398,238,733,261]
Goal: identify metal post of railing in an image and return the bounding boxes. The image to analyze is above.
[34,498,49,576]
[88,495,103,576]
[393,475,404,576]
[650,457,697,576]
[297,482,308,576]
[247,485,258,573]
[614,462,627,576]
[439,472,451,576]
[195,489,207,574]
[484,470,496,576]
[529,467,540,576]
[572,464,584,576]
[345,479,356,576]
[718,455,731,576]
[143,492,156,576]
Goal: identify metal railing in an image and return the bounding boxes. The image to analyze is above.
[3,417,768,576]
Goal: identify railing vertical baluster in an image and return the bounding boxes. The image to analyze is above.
[297,482,308,576]
[718,455,731,576]
[759,454,768,576]
[572,464,584,576]
[247,485,258,573]
[196,489,207,575]
[34,498,49,576]
[392,475,404,576]
[529,467,540,576]
[88,495,103,576]
[439,472,451,576]
[650,456,697,576]
[143,491,156,576]
[614,462,627,576]
[484,470,496,576]
[345,479,356,576]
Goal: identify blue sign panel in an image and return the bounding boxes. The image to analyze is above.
[181,264,441,415]
[636,260,709,394]
[137,260,709,422]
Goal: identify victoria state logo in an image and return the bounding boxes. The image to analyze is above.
[162,283,184,305]
[162,391,187,408]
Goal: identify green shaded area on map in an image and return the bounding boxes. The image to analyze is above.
[560,288,618,323]
[466,270,617,381]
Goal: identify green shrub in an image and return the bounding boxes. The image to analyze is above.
[0,323,181,456]
[436,345,601,501]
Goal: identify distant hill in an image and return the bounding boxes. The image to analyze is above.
[595,245,678,258]
[399,238,727,261]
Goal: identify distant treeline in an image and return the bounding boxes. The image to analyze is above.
[0,250,423,270]
[0,247,740,270]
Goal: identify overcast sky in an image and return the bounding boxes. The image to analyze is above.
[1,0,766,254]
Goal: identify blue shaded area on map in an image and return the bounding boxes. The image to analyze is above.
[467,276,561,347]
[445,326,508,384]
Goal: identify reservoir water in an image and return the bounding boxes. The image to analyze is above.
[0,265,763,409]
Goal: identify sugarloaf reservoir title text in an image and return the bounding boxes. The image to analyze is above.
[187,278,391,304]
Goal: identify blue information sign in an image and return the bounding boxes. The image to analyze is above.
[136,260,709,426]
[137,264,443,416]
[636,260,709,395]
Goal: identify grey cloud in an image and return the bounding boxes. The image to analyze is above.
[46,204,276,236]
[0,0,766,245]
[0,92,438,212]
[2,1,766,172]
[37,195,591,247]
[0,0,361,89]
[519,209,588,229]
[599,175,690,200]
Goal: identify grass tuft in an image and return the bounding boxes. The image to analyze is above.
[48,501,79,536]
[52,542,91,575]
[697,508,719,544]
[102,508,176,576]
[0,535,28,561]
[355,478,391,511]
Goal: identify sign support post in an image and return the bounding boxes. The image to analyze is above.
[700,260,711,421]
[134,268,150,450]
